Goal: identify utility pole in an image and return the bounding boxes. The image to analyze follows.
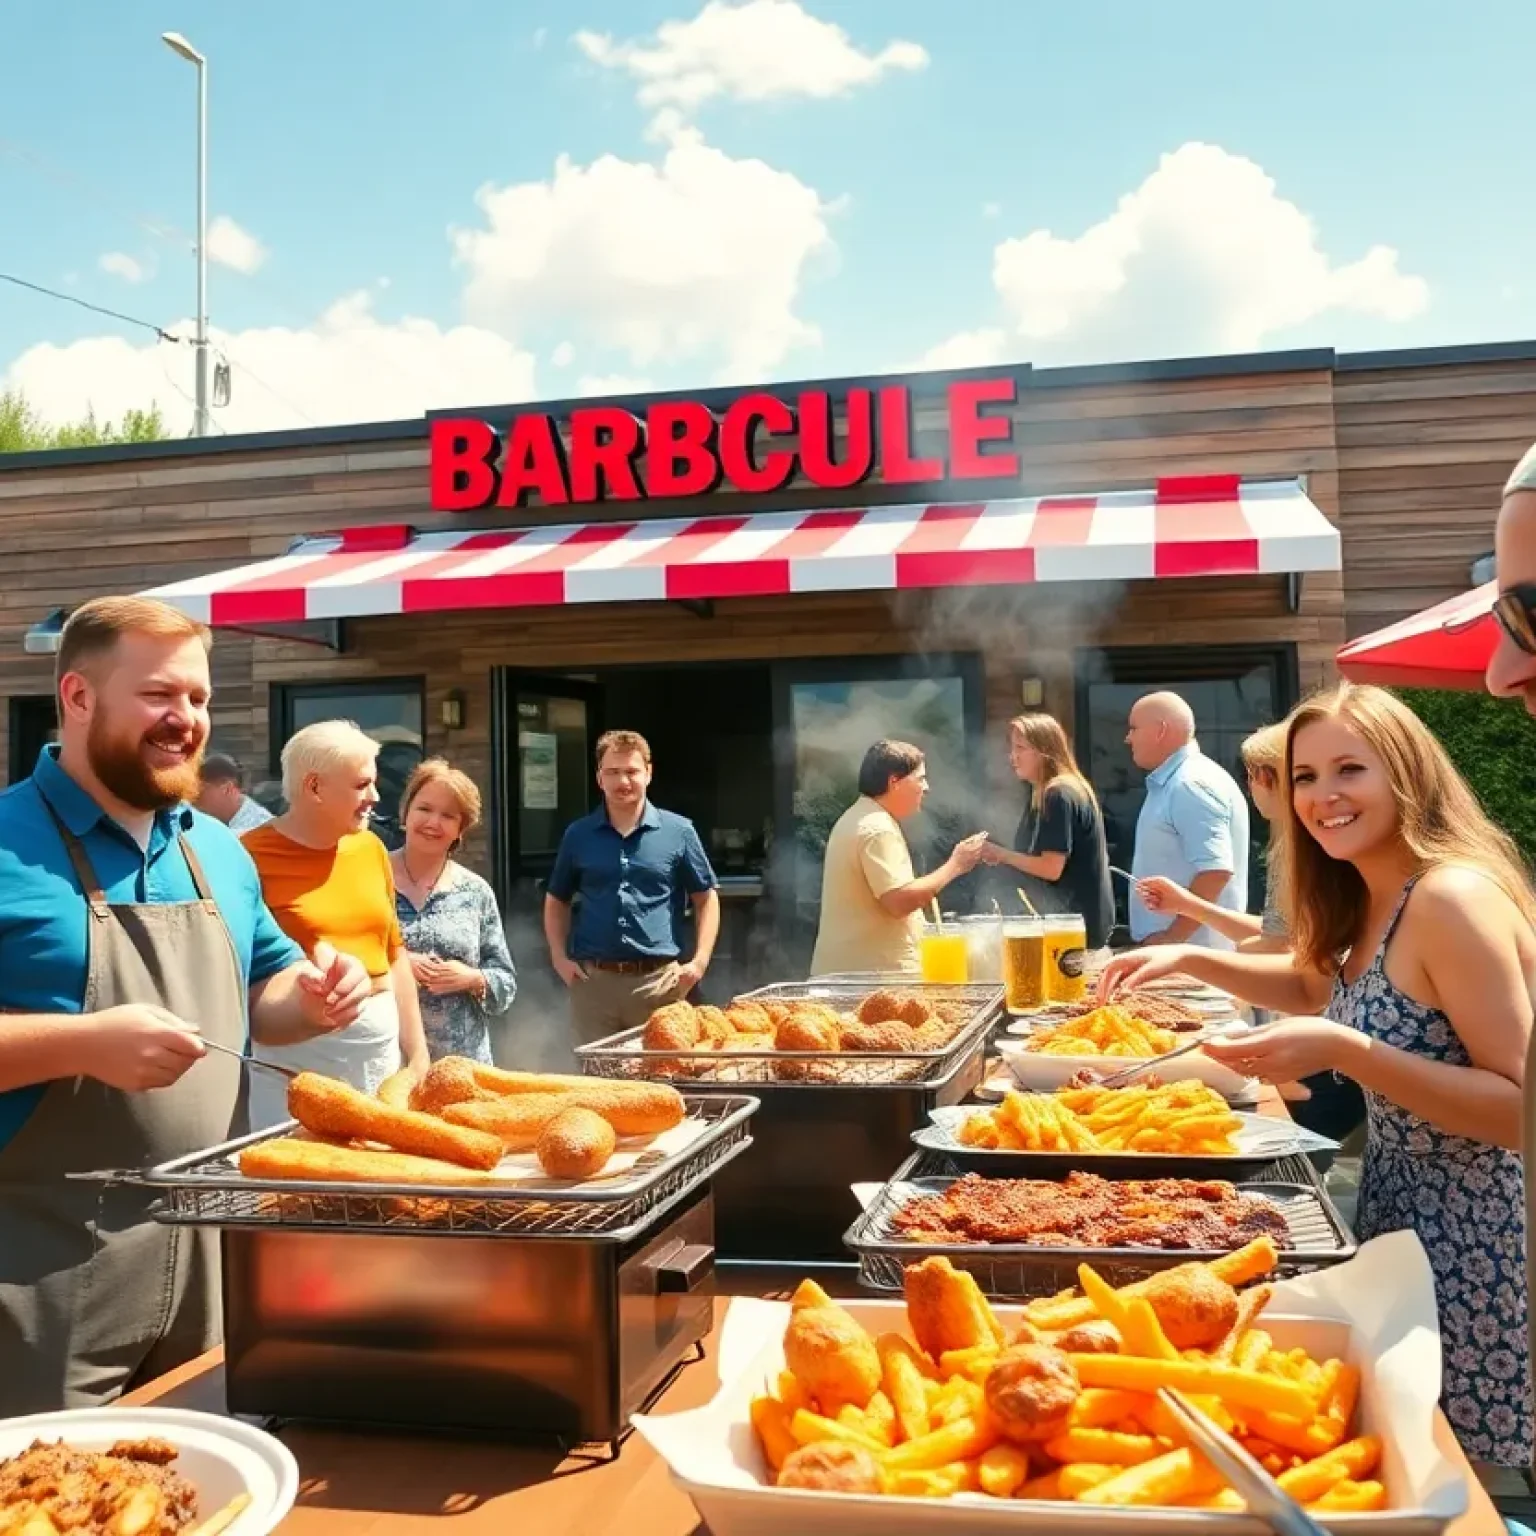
[162,32,209,436]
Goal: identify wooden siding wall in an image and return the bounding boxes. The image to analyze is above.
[15,350,1536,805]
[1334,358,1536,637]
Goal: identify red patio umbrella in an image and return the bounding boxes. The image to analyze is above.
[1335,581,1499,691]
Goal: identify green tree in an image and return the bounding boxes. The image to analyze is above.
[1396,689,1536,864]
[0,389,166,452]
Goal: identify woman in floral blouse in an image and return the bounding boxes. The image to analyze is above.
[389,759,516,1064]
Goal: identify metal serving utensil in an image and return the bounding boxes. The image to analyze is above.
[193,1034,301,1080]
[1157,1388,1333,1536]
[1094,1036,1208,1088]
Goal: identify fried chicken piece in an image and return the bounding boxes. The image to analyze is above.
[783,1303,881,1411]
[839,1021,919,1053]
[1137,1264,1240,1350]
[771,1010,843,1081]
[856,989,905,1026]
[408,1055,488,1115]
[1050,1319,1121,1354]
[694,1005,735,1048]
[725,1000,773,1034]
[642,1002,700,1051]
[761,1000,796,1028]
[903,1256,1005,1360]
[777,1441,883,1493]
[984,1344,1081,1444]
[0,1438,200,1536]
[785,1001,843,1034]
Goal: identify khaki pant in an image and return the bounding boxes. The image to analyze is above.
[569,963,683,1046]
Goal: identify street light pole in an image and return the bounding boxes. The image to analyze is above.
[162,32,209,437]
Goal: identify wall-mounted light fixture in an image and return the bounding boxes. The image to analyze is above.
[441,690,466,731]
[24,609,66,655]
[1019,677,1045,709]
[1470,550,1496,586]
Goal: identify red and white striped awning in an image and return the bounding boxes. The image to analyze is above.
[142,475,1340,627]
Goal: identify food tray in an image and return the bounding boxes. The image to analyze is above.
[577,983,1004,1088]
[996,1034,1257,1099]
[112,1095,758,1242]
[913,1103,1340,1178]
[844,1173,1357,1296]
[889,1147,1333,1190]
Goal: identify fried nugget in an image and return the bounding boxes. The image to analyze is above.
[783,1303,881,1411]
[1138,1264,1240,1351]
[1051,1319,1122,1354]
[903,1255,1006,1360]
[288,1072,503,1169]
[694,1005,735,1047]
[777,1441,883,1493]
[408,1056,488,1115]
[856,989,905,1026]
[984,1344,1081,1444]
[839,1021,920,1053]
[642,1001,700,1050]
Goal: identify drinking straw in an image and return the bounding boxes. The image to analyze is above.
[1016,886,1038,917]
[930,899,943,932]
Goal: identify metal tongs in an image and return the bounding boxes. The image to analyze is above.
[1095,1035,1208,1088]
[193,1035,300,1080]
[1158,1388,1333,1536]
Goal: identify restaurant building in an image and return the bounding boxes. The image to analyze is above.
[2,340,1532,988]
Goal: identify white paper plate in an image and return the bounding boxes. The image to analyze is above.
[996,1036,1258,1099]
[0,1407,298,1536]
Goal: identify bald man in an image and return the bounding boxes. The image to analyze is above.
[1125,691,1249,949]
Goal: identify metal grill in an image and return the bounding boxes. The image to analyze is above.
[143,1097,756,1242]
[847,1174,1356,1297]
[576,982,1003,1088]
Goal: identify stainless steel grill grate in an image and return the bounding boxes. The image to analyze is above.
[143,1096,756,1241]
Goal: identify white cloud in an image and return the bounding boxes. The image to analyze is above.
[551,340,576,368]
[4,290,536,435]
[206,215,269,275]
[576,373,656,396]
[451,123,834,381]
[99,252,152,284]
[575,0,926,126]
[930,142,1429,366]
[917,329,1010,371]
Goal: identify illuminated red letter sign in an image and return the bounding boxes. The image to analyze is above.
[428,373,1019,510]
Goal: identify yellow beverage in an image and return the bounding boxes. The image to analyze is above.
[919,931,970,984]
[1044,914,1089,1002]
[1002,919,1046,1011]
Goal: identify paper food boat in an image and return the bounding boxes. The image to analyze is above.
[634,1231,1466,1536]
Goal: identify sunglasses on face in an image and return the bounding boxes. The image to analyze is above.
[1493,584,1536,656]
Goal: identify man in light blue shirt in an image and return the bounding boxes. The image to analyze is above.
[1126,692,1249,950]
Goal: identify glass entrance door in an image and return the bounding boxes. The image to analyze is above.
[770,655,984,973]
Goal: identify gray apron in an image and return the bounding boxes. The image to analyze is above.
[0,808,247,1412]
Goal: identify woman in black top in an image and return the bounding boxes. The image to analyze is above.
[982,713,1115,952]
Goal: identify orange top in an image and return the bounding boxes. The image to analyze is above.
[241,825,404,979]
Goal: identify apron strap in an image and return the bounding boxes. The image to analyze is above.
[39,799,111,914]
[178,836,217,905]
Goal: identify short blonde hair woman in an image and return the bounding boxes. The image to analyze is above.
[1104,682,1536,1469]
[390,759,516,1064]
[241,720,429,1123]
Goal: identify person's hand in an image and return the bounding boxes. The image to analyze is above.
[553,955,589,988]
[674,959,706,996]
[1202,1019,1356,1085]
[407,950,438,986]
[1096,945,1193,1001]
[419,958,482,996]
[82,1004,207,1091]
[1136,876,1192,917]
[948,832,991,874]
[296,942,370,1032]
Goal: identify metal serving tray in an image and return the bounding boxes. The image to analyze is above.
[845,1172,1357,1297]
[576,981,1005,1088]
[127,1094,758,1244]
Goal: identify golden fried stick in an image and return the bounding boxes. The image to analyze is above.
[240,1136,502,1186]
[445,1081,685,1144]
[903,1256,1006,1359]
[287,1071,504,1170]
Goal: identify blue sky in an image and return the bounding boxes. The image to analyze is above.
[2,0,1533,434]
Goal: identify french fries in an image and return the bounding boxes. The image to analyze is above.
[1023,1005,1180,1059]
[748,1250,1386,1512]
[957,1082,1242,1156]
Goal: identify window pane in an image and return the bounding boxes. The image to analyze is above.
[516,692,592,865]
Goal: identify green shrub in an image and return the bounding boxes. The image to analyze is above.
[1396,689,1536,864]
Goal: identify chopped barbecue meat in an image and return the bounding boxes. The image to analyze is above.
[889,1172,1291,1251]
[0,1437,200,1535]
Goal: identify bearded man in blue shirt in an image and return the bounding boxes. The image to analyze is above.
[0,597,371,1412]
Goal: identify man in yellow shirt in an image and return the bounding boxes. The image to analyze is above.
[810,740,988,976]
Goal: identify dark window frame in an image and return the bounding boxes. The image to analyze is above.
[268,676,428,775]
[7,695,57,786]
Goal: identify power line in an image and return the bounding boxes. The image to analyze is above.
[0,270,188,344]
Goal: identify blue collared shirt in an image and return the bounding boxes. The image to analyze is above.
[1129,742,1251,949]
[546,800,717,962]
[0,747,303,1150]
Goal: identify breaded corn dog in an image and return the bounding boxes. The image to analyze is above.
[536,1106,618,1179]
[449,1080,684,1140]
[469,1065,608,1095]
[287,1072,504,1170]
[441,1092,578,1150]
[240,1137,502,1186]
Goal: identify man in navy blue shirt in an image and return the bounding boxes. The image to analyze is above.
[543,730,720,1044]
